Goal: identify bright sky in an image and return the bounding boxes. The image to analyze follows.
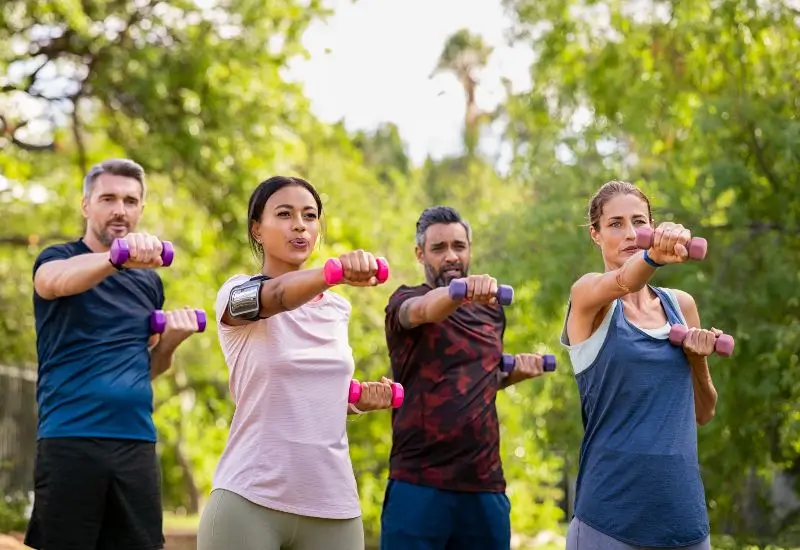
[288,0,535,165]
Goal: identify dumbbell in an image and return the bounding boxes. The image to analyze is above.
[635,227,707,261]
[324,257,390,285]
[149,309,207,334]
[448,279,514,306]
[668,324,734,357]
[110,238,175,267]
[349,379,404,408]
[501,353,557,373]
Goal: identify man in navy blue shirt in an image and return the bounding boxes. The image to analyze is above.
[25,158,202,550]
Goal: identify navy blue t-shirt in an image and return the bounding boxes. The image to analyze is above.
[32,239,165,442]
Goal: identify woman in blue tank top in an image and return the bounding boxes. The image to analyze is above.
[561,181,723,549]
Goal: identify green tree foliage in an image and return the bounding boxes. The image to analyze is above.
[498,0,800,541]
[2,0,799,547]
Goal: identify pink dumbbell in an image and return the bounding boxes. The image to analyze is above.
[323,257,390,285]
[349,379,404,408]
[668,324,734,357]
[635,227,707,261]
[110,238,174,267]
[150,309,207,334]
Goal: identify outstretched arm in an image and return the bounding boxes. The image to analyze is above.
[395,274,501,329]
[396,286,462,329]
[222,269,330,325]
[35,253,120,300]
[35,234,166,300]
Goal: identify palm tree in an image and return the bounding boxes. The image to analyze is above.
[431,29,493,157]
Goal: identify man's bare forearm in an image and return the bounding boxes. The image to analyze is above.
[398,286,462,329]
[499,370,525,389]
[150,340,178,379]
[35,253,117,299]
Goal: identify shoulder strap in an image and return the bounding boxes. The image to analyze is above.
[658,287,687,325]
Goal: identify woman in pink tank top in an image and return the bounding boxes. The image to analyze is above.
[197,176,398,550]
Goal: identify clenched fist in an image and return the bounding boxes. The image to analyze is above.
[160,307,202,346]
[339,250,380,287]
[646,222,692,265]
[510,354,547,380]
[119,232,164,269]
[460,274,499,304]
[681,327,724,357]
[354,377,395,411]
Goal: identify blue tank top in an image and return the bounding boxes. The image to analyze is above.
[560,286,709,547]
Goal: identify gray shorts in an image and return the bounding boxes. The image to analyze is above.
[566,517,711,550]
[197,488,364,550]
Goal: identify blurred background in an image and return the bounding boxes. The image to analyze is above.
[1,0,799,548]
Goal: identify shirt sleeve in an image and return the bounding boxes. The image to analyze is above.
[215,275,251,328]
[32,244,74,279]
[384,285,428,334]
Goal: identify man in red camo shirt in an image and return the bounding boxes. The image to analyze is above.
[380,206,549,550]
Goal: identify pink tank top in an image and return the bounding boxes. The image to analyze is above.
[212,275,361,519]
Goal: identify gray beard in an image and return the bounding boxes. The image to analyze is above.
[93,226,115,247]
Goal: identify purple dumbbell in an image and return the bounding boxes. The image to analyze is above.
[501,353,557,373]
[149,309,207,334]
[448,279,514,306]
[110,238,175,267]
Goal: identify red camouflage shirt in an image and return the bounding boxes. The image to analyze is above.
[384,283,507,493]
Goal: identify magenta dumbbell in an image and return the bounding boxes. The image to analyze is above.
[501,353,557,373]
[349,379,404,408]
[449,279,514,306]
[110,238,175,267]
[635,227,707,261]
[668,324,734,357]
[324,257,390,285]
[149,309,207,334]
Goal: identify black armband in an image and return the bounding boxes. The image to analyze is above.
[228,277,266,321]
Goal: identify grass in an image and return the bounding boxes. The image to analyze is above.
[162,511,200,532]
[159,513,800,550]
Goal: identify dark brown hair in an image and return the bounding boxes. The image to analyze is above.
[588,180,652,230]
[247,175,324,262]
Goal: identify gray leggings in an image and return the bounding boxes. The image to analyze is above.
[566,517,711,550]
[197,489,365,550]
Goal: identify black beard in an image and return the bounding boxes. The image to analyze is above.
[425,263,468,288]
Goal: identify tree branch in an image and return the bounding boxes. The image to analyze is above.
[746,121,782,194]
[0,235,74,247]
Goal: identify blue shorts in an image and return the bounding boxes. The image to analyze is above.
[380,479,511,550]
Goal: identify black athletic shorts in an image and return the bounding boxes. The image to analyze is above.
[24,437,165,550]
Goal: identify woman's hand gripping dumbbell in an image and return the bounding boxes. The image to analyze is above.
[348,377,404,411]
[635,225,707,262]
[109,233,175,269]
[669,325,734,357]
[323,251,390,287]
[448,275,514,306]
